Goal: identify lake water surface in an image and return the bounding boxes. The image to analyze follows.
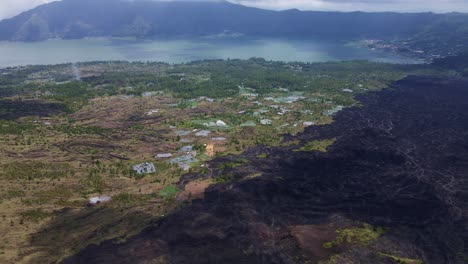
[0,37,421,67]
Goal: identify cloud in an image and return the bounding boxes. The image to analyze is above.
[229,0,468,13]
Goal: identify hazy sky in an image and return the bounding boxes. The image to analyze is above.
[1,0,467,20]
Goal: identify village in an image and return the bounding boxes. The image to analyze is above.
[79,82,353,204]
[0,58,430,262]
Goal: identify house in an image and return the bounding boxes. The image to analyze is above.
[216,120,227,127]
[199,96,215,102]
[179,145,193,152]
[146,109,159,115]
[303,122,315,127]
[195,130,211,137]
[211,137,227,141]
[260,119,273,125]
[175,130,191,136]
[179,164,191,171]
[170,154,198,164]
[342,88,354,93]
[203,121,217,127]
[206,143,215,157]
[156,153,172,159]
[170,154,199,171]
[88,195,111,205]
[133,162,156,174]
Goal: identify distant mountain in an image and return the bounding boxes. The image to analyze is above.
[0,0,467,53]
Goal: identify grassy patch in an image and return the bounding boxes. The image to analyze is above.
[80,173,105,194]
[19,187,76,205]
[0,162,74,180]
[159,185,178,200]
[378,253,423,264]
[113,193,149,206]
[323,223,388,249]
[294,138,336,152]
[214,173,235,183]
[54,124,110,136]
[0,120,36,134]
[217,158,249,170]
[20,209,51,223]
[0,189,25,202]
[257,153,268,159]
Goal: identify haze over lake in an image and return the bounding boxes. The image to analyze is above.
[0,37,421,67]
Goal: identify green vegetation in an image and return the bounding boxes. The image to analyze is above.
[80,173,105,194]
[378,253,423,264]
[323,224,388,248]
[294,138,337,152]
[0,189,25,202]
[217,158,249,170]
[214,173,235,183]
[0,162,74,180]
[159,185,178,200]
[54,124,110,136]
[0,120,35,134]
[20,209,52,223]
[113,193,153,206]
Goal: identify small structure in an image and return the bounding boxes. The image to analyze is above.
[206,143,215,157]
[133,162,156,174]
[179,145,193,153]
[88,195,111,205]
[170,155,198,164]
[303,122,315,127]
[342,88,354,93]
[142,92,158,97]
[146,109,159,115]
[179,164,191,171]
[216,120,227,127]
[240,121,256,127]
[156,153,173,159]
[175,130,191,136]
[199,96,215,102]
[203,121,217,127]
[170,154,199,171]
[260,119,273,125]
[211,137,227,141]
[324,106,344,116]
[195,130,211,137]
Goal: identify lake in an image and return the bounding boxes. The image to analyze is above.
[0,37,422,67]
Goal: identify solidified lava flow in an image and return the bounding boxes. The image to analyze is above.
[65,76,468,264]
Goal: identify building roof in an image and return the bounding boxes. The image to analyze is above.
[89,196,111,205]
[195,130,211,137]
[156,153,173,158]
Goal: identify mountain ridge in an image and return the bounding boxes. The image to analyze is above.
[0,0,467,56]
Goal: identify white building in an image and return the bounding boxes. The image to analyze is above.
[216,120,227,127]
[133,162,156,174]
[156,153,173,159]
[89,196,111,205]
[260,119,273,125]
